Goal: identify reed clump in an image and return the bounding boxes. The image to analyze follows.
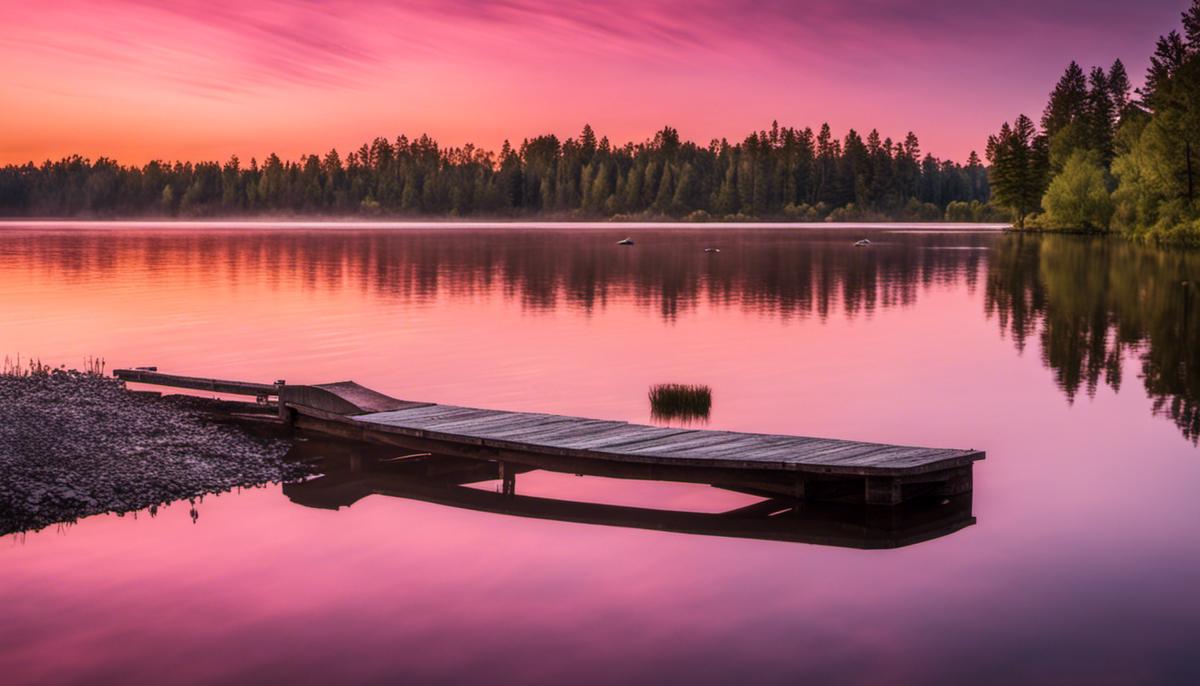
[83,356,106,376]
[649,383,712,422]
[2,355,53,377]
[2,355,106,378]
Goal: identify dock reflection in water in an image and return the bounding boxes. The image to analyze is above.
[282,439,976,550]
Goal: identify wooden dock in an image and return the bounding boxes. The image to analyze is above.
[114,369,984,505]
[282,441,977,549]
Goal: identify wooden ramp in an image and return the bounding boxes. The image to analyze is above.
[114,369,984,505]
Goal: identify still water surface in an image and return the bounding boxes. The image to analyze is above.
[1,223,1198,685]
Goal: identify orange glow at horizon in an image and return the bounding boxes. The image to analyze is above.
[0,0,1183,166]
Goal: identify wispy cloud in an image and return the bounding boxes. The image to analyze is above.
[2,0,1176,97]
[0,0,1187,164]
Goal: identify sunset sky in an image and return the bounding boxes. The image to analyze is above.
[0,0,1188,166]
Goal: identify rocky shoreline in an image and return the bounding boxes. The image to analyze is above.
[0,371,306,535]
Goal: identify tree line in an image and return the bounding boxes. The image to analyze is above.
[987,0,1200,242]
[0,123,992,221]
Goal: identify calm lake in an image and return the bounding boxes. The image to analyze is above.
[2,222,1198,685]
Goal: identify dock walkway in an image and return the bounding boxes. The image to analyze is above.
[113,370,984,505]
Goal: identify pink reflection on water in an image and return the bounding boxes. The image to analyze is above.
[1,226,1198,685]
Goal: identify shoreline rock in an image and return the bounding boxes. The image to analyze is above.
[0,371,306,536]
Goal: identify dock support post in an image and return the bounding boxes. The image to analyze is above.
[498,461,516,496]
[275,379,293,426]
[865,477,902,505]
[792,477,807,500]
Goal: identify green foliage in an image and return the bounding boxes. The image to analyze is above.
[1042,62,1089,149]
[0,123,990,221]
[1109,1,1200,241]
[160,184,175,215]
[987,115,1049,227]
[1004,0,1200,242]
[1111,113,1179,233]
[1107,59,1133,117]
[1040,150,1113,230]
[945,200,1005,222]
[1039,61,1121,171]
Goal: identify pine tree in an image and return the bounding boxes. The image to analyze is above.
[579,124,597,163]
[1184,0,1200,46]
[1042,62,1092,171]
[1107,59,1133,118]
[1143,31,1187,110]
[987,115,1050,228]
[1,122,988,219]
[672,162,699,214]
[1042,62,1089,139]
[966,150,988,202]
[653,163,676,214]
[1086,67,1116,166]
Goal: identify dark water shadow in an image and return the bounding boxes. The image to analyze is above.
[281,438,976,550]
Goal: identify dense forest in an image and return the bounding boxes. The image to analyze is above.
[0,123,992,221]
[987,0,1200,242]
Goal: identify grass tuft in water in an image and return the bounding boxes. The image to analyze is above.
[649,383,712,423]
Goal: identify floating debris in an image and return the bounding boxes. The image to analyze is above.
[617,237,635,245]
[855,239,872,247]
[704,247,721,253]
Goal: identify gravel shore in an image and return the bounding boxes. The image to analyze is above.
[0,371,305,535]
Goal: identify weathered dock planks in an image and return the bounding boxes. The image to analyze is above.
[113,369,984,505]
[114,368,277,397]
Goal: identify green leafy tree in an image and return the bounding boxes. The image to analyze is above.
[1041,150,1114,230]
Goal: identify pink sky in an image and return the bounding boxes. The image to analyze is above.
[0,0,1188,165]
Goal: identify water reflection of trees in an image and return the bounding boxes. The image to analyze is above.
[11,228,1197,442]
[986,235,1200,443]
[19,229,987,320]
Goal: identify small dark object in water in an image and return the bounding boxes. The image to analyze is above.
[649,383,712,423]
[617,238,634,245]
[854,239,871,247]
[705,247,720,253]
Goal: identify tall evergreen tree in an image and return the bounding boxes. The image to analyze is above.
[1042,62,1091,170]
[1143,31,1188,110]
[1107,59,1133,118]
[1184,1,1200,45]
[987,115,1050,228]
[1086,67,1117,166]
[1042,62,1089,139]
